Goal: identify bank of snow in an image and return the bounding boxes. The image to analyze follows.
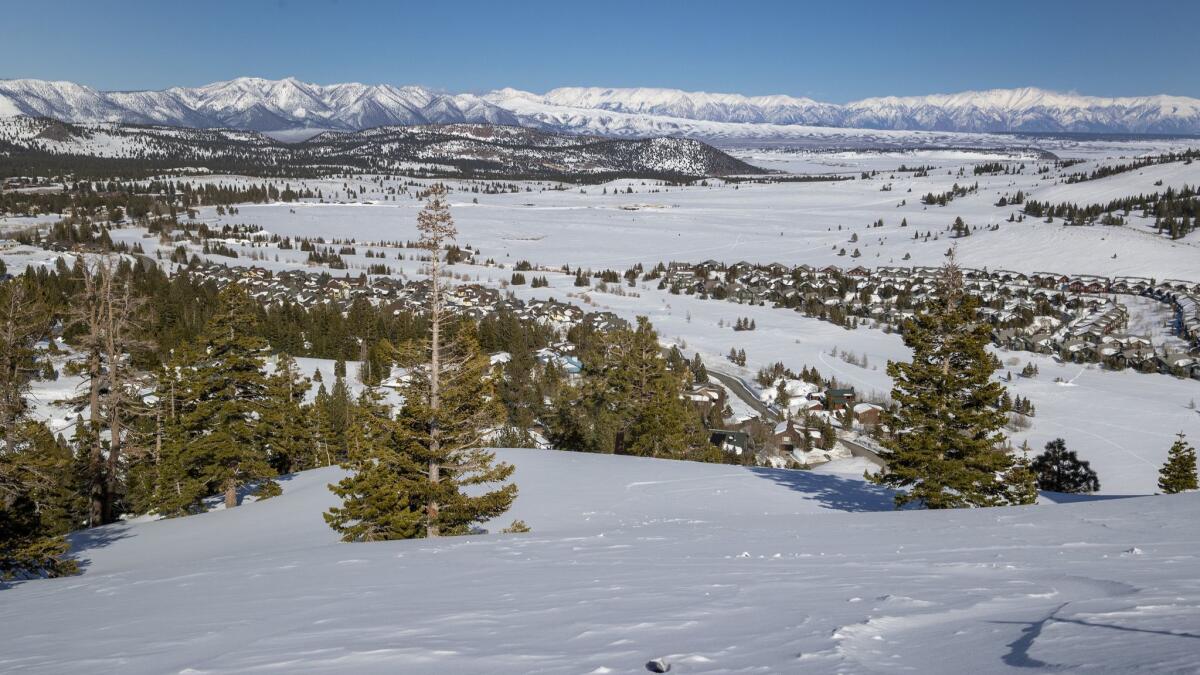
[2,449,1199,674]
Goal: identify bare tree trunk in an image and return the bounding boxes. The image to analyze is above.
[224,479,238,509]
[87,325,105,527]
[103,271,123,523]
[416,185,456,538]
[427,233,442,538]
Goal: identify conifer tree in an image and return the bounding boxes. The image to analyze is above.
[0,282,82,578]
[497,336,540,443]
[309,383,338,468]
[1005,441,1039,505]
[156,285,279,514]
[1158,432,1198,494]
[775,379,791,408]
[327,185,516,540]
[1031,438,1100,493]
[64,257,149,525]
[568,317,708,459]
[263,353,313,474]
[324,389,421,540]
[690,353,708,384]
[871,252,1019,508]
[1,422,82,580]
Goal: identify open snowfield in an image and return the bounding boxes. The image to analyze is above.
[2,449,1198,674]
[188,149,1200,279]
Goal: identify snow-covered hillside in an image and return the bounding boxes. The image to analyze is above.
[4,77,1200,136]
[0,117,760,178]
[2,448,1197,673]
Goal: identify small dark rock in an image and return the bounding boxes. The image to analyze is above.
[646,657,671,673]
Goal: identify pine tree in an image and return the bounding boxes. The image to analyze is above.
[327,186,516,540]
[775,379,791,408]
[690,353,708,383]
[1005,441,1039,505]
[156,285,279,514]
[871,253,1019,508]
[1158,432,1198,494]
[309,383,339,468]
[497,334,541,441]
[262,353,313,474]
[64,257,149,525]
[0,283,81,578]
[324,389,421,540]
[952,216,970,237]
[594,318,708,459]
[1,421,83,580]
[1031,438,1100,493]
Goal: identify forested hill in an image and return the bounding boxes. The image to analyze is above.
[0,116,763,180]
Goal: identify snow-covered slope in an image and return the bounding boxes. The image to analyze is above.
[3,78,1199,136]
[0,117,760,177]
[2,448,1198,673]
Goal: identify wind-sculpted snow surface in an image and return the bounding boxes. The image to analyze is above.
[2,449,1199,674]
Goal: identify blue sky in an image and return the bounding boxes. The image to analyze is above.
[3,0,1197,100]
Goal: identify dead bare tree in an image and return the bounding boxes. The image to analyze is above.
[67,256,152,525]
[416,184,455,537]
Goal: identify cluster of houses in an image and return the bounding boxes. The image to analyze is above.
[186,262,629,334]
[655,260,1200,378]
[698,377,888,468]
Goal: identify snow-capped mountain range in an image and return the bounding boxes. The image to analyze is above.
[0,77,521,133]
[2,77,1199,137]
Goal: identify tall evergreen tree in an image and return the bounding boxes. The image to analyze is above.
[1158,432,1198,494]
[155,285,279,514]
[327,186,516,540]
[871,253,1020,508]
[551,317,707,459]
[263,353,313,474]
[64,257,149,525]
[0,282,81,578]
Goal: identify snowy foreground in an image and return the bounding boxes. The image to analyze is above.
[3,449,1199,674]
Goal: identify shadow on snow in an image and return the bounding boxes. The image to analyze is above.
[747,465,896,512]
